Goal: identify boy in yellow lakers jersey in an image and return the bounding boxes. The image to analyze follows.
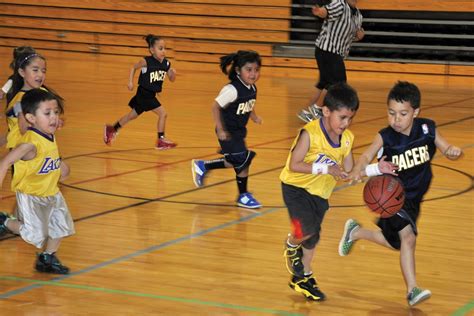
[0,89,74,274]
[280,82,394,301]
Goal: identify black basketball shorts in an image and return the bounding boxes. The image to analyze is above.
[281,182,329,243]
[377,198,421,250]
[314,48,347,90]
[128,86,161,115]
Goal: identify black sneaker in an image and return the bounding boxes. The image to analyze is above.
[289,275,326,301]
[0,212,12,237]
[35,252,70,274]
[284,242,304,278]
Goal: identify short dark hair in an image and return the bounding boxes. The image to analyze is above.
[323,82,359,112]
[21,88,63,115]
[387,81,421,109]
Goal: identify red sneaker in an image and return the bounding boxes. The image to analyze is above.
[104,125,117,145]
[156,138,177,150]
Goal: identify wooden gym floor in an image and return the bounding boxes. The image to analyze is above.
[0,47,472,315]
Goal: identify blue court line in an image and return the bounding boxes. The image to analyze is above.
[0,207,280,300]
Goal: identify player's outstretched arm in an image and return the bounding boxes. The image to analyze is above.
[434,129,463,160]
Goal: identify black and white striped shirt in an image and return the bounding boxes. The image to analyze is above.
[315,0,363,57]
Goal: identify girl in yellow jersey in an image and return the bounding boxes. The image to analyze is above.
[0,89,74,274]
[281,82,394,301]
[5,51,46,151]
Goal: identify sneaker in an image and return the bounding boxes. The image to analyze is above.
[289,275,326,301]
[284,242,304,278]
[236,192,261,209]
[0,212,12,237]
[338,219,360,256]
[103,125,117,146]
[191,159,207,187]
[35,252,70,274]
[407,287,431,306]
[156,138,177,150]
[297,109,314,123]
[308,104,323,119]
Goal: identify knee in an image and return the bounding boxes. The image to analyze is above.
[401,232,416,248]
[302,233,319,249]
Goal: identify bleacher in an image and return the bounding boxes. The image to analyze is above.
[0,0,472,75]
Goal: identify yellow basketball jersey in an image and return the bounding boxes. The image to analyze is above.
[279,119,354,199]
[5,90,25,149]
[12,128,61,197]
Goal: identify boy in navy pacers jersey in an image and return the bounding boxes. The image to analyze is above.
[339,81,462,306]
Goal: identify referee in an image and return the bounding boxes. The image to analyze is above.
[298,0,364,123]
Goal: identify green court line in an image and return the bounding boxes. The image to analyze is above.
[0,276,303,316]
[451,300,474,316]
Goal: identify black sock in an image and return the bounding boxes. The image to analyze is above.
[236,176,248,195]
[204,158,226,170]
[113,122,121,131]
[158,132,164,139]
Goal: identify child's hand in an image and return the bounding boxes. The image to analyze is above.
[444,145,462,160]
[346,168,363,183]
[252,116,263,124]
[328,164,348,180]
[378,156,398,175]
[216,128,230,141]
[127,82,134,91]
[355,28,365,41]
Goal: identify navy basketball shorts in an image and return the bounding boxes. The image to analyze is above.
[314,48,347,90]
[218,130,247,154]
[281,182,329,245]
[377,198,421,250]
[128,86,161,115]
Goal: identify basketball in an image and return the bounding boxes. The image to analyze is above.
[363,175,405,218]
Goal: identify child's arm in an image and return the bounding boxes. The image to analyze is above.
[434,129,463,160]
[250,110,262,125]
[18,112,30,135]
[0,143,36,188]
[211,101,229,141]
[167,68,176,82]
[289,130,346,178]
[348,134,397,181]
[128,58,147,91]
[60,160,70,181]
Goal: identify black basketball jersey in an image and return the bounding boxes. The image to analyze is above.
[138,56,171,93]
[221,78,257,133]
[378,118,437,201]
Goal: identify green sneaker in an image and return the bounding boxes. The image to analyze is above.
[407,287,431,306]
[338,219,360,256]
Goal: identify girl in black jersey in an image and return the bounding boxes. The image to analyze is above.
[338,81,462,307]
[191,51,263,209]
[104,34,177,149]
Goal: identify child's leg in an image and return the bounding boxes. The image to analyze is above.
[398,225,417,292]
[153,106,167,135]
[117,108,139,128]
[4,216,20,234]
[44,237,62,254]
[353,226,392,248]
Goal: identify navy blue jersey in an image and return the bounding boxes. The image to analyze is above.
[221,79,257,133]
[379,118,437,201]
[138,56,171,93]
